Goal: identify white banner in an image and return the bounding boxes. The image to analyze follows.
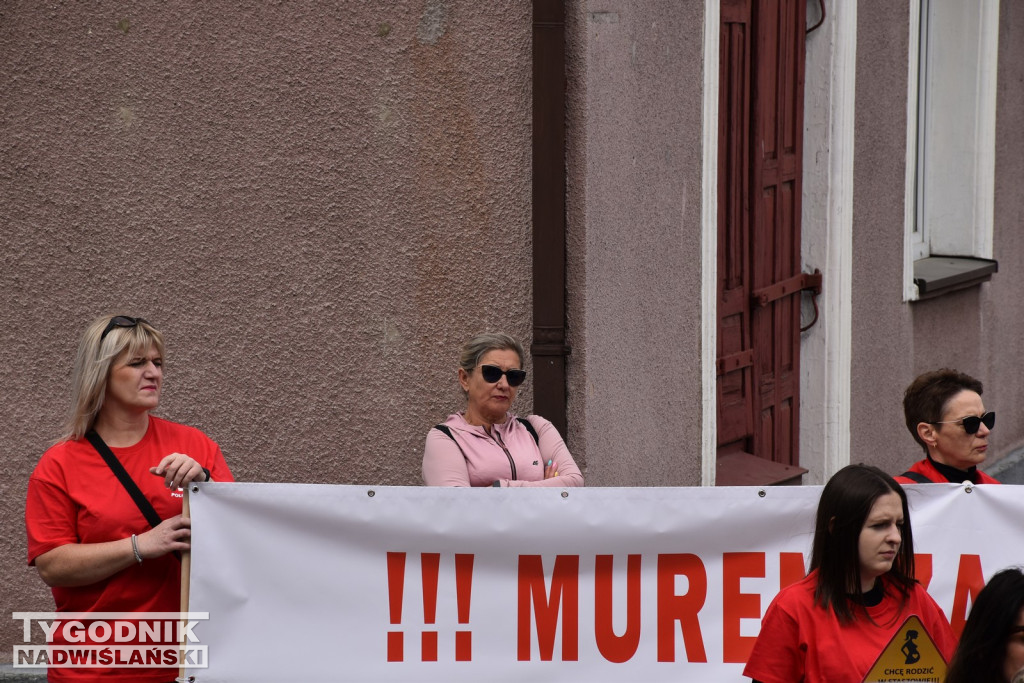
[187,482,1023,682]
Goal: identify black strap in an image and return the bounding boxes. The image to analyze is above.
[433,419,540,445]
[433,424,469,466]
[434,420,542,487]
[899,470,932,484]
[85,430,163,529]
[516,417,540,445]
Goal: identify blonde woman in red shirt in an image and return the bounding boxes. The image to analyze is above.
[26,315,233,682]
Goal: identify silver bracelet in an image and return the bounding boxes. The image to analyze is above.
[130,534,143,564]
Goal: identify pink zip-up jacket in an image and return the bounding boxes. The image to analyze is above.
[422,412,584,487]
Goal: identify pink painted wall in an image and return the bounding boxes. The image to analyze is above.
[848,4,919,473]
[985,0,1024,462]
[565,2,707,486]
[1,0,534,659]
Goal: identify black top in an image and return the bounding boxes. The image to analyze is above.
[849,578,885,607]
[927,455,979,484]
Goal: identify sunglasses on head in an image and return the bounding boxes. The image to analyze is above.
[100,316,150,342]
[479,364,527,387]
[930,411,995,435]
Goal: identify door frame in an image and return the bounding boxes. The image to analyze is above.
[701,0,857,486]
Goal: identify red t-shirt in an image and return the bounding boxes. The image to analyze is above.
[743,571,956,683]
[25,416,234,683]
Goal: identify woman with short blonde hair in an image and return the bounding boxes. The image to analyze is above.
[422,331,583,488]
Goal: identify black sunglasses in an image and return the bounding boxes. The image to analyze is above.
[930,411,995,435]
[479,364,527,387]
[100,316,150,342]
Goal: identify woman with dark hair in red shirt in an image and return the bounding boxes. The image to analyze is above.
[744,464,955,683]
[946,567,1024,683]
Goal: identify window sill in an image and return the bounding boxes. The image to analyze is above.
[913,256,998,301]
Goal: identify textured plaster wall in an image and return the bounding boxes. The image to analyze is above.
[566,2,706,486]
[850,3,1024,475]
[0,0,532,660]
[848,5,917,474]
[985,0,1024,459]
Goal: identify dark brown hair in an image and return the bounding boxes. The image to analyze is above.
[810,464,916,624]
[945,567,1024,683]
[903,369,983,454]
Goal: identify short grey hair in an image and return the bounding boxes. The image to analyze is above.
[458,332,524,374]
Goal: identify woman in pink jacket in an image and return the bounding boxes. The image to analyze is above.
[422,332,583,488]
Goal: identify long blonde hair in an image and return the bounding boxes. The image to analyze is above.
[62,315,164,441]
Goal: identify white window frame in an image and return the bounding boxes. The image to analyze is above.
[903,0,1000,301]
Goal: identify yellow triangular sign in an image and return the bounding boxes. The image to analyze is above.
[862,615,947,682]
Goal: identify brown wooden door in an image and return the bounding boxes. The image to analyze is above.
[717,0,807,482]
